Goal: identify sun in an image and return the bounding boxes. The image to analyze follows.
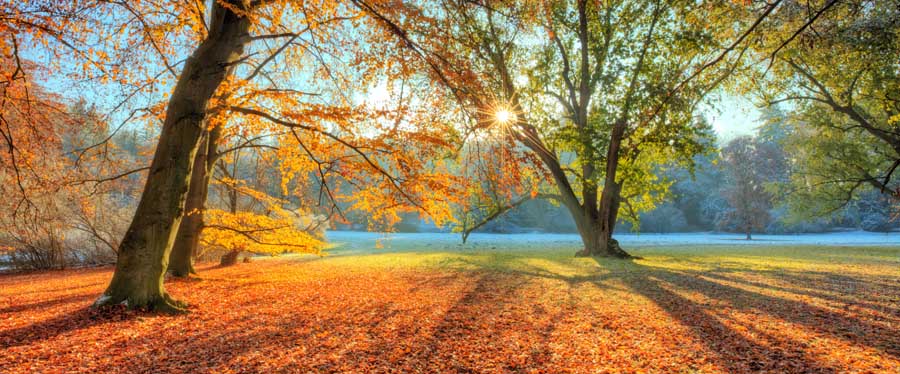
[494,108,517,125]
[476,101,520,139]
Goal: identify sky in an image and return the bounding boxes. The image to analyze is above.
[705,95,762,141]
[368,81,767,144]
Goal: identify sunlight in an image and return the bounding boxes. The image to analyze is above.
[495,108,516,125]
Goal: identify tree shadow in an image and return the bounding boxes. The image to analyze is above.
[699,270,900,320]
[594,258,900,372]
[0,306,136,349]
[0,293,96,315]
[638,252,900,320]
[433,254,625,290]
[385,272,562,372]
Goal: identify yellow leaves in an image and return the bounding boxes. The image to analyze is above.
[889,113,900,126]
[202,209,323,256]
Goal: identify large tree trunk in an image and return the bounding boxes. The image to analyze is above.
[93,2,251,312]
[167,131,207,278]
[169,126,221,277]
[515,125,630,259]
[569,203,629,258]
[593,120,631,258]
[572,210,603,256]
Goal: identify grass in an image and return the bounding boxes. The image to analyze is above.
[2,241,899,373]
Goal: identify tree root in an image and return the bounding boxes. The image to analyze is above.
[575,239,642,259]
[168,267,197,279]
[152,295,189,315]
[92,292,189,315]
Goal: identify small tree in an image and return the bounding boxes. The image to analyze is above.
[720,136,786,239]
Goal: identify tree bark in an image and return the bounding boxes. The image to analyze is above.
[169,126,222,277]
[220,249,240,267]
[93,1,251,313]
[593,120,631,258]
[572,211,602,256]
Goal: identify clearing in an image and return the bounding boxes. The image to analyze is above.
[2,236,899,373]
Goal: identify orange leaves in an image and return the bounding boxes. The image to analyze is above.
[6,0,462,237]
[0,59,86,204]
[3,251,900,373]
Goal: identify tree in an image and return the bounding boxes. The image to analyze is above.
[203,138,325,266]
[354,0,742,256]
[92,0,256,312]
[42,0,458,309]
[167,126,220,277]
[719,136,787,239]
[749,0,900,216]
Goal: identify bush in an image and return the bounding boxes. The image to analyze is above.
[1,223,72,270]
[860,212,893,232]
[0,193,129,270]
[765,207,830,234]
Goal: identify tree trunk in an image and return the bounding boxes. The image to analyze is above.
[220,249,240,267]
[169,126,221,277]
[573,212,603,256]
[594,120,631,258]
[93,1,251,313]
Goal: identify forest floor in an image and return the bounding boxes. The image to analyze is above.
[2,242,899,373]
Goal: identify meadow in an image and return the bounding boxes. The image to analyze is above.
[2,235,898,373]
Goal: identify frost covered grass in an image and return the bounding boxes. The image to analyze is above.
[2,237,899,373]
[319,231,900,276]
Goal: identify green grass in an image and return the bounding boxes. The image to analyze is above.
[296,236,900,281]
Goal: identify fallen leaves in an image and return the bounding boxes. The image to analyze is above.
[1,251,899,373]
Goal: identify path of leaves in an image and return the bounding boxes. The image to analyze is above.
[1,256,898,373]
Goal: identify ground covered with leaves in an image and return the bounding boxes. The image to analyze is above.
[2,242,899,373]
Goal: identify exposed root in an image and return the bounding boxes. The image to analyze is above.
[92,292,189,315]
[574,239,642,259]
[168,264,197,278]
[604,239,635,259]
[152,297,189,315]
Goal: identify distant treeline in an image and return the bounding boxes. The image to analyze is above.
[363,111,898,235]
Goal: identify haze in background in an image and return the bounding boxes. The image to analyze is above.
[707,96,760,140]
